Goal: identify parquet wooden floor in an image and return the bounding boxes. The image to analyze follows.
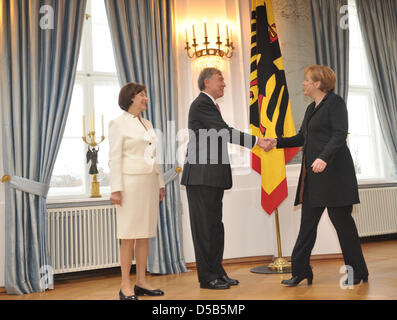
[1,240,396,300]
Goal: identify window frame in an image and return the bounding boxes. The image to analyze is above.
[347,0,396,184]
[48,0,118,200]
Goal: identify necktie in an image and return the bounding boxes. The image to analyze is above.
[215,103,221,113]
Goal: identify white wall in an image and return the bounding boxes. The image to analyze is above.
[175,0,341,263]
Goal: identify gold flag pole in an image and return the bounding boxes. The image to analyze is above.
[267,208,291,272]
[250,207,291,274]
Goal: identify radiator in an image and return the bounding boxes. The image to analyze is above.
[353,187,397,237]
[46,205,120,274]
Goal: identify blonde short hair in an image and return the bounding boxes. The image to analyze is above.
[304,65,336,93]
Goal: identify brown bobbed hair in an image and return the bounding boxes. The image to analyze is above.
[304,65,336,93]
[118,82,146,111]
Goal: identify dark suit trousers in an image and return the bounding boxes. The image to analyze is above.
[186,185,227,283]
[291,196,369,279]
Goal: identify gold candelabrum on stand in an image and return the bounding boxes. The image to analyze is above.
[82,111,105,198]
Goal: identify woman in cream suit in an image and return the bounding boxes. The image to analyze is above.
[109,82,165,300]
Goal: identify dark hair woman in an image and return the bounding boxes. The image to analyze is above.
[109,82,166,299]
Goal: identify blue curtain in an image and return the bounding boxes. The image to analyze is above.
[355,0,397,166]
[104,0,187,274]
[310,0,349,100]
[0,0,86,294]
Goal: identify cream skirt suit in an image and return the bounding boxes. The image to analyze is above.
[108,112,165,239]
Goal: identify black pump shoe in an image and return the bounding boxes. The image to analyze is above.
[119,290,138,300]
[281,275,313,287]
[343,275,368,286]
[134,285,164,296]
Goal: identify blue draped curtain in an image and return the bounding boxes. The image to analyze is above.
[0,0,86,294]
[355,0,397,166]
[104,0,186,274]
[310,0,349,100]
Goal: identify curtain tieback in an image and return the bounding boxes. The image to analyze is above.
[163,166,182,185]
[1,174,49,198]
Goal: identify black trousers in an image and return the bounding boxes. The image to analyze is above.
[186,185,227,283]
[291,201,369,279]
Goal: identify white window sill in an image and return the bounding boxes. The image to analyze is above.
[47,196,110,204]
[358,179,397,188]
[46,194,112,209]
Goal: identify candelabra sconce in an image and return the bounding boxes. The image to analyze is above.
[82,112,105,198]
[185,20,234,60]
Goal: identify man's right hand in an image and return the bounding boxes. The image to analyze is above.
[110,191,122,206]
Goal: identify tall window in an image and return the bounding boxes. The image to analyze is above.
[347,0,396,183]
[48,0,121,198]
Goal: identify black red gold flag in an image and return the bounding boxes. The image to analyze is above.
[250,0,300,214]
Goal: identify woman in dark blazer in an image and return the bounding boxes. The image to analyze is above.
[268,65,369,286]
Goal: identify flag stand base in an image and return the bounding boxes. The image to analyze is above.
[250,258,291,274]
[250,208,292,274]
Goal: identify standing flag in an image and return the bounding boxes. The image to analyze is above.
[250,0,300,214]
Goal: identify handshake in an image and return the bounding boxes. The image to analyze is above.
[257,137,277,152]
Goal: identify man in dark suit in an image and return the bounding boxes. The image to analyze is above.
[181,67,269,289]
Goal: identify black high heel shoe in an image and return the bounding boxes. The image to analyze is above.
[343,275,369,286]
[119,290,138,300]
[281,274,313,287]
[134,285,164,296]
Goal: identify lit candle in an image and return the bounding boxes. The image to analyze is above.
[83,115,86,136]
[101,114,104,136]
[216,19,220,38]
[230,26,233,42]
[203,18,207,38]
[226,24,229,40]
[185,26,188,43]
[192,22,196,39]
